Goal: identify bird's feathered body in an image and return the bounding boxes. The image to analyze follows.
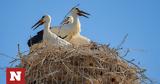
[70,33,90,46]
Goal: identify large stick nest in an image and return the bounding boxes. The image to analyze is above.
[20,42,141,84]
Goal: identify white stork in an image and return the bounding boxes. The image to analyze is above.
[69,8,91,46]
[32,15,71,47]
[27,16,72,47]
[51,8,91,46]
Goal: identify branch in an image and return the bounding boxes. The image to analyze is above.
[116,33,128,50]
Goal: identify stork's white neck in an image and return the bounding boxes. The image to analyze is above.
[43,20,52,40]
[44,22,50,30]
[72,13,78,23]
[71,13,81,33]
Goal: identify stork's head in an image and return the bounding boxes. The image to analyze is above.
[63,16,74,24]
[71,7,90,18]
[32,15,51,30]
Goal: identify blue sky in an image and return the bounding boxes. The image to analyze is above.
[0,0,160,84]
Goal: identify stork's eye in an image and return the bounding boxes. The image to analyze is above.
[42,16,45,19]
[75,8,80,11]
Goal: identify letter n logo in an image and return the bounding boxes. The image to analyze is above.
[6,68,25,84]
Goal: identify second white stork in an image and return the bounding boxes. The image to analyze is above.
[51,7,91,46]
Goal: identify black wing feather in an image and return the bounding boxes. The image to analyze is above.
[27,30,43,47]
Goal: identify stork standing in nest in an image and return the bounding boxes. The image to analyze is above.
[52,7,91,46]
[68,8,91,46]
[27,16,73,47]
[32,15,71,47]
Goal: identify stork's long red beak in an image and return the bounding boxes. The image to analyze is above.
[32,19,45,30]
